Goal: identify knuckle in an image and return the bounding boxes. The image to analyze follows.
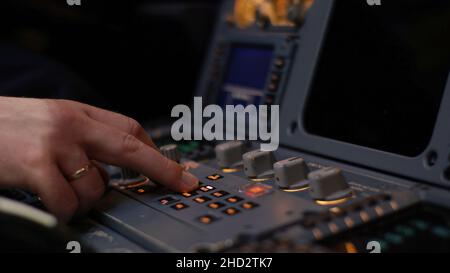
[23,148,52,170]
[126,117,143,137]
[56,108,78,126]
[47,100,83,130]
[120,133,143,154]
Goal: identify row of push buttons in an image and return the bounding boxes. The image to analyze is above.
[157,181,259,224]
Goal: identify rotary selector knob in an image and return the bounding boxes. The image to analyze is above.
[274,157,309,189]
[160,144,181,163]
[122,168,144,184]
[243,150,275,178]
[308,167,352,201]
[119,168,148,186]
[215,141,245,168]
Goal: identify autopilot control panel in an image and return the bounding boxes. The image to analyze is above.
[70,0,450,252]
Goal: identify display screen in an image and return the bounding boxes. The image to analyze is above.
[304,0,450,156]
[218,45,273,107]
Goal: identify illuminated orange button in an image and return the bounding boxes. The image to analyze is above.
[241,202,259,210]
[198,215,219,225]
[158,196,177,205]
[200,216,212,224]
[171,203,189,210]
[249,187,264,194]
[208,202,225,209]
[206,174,223,181]
[181,191,198,198]
[199,185,215,192]
[212,190,229,198]
[194,196,212,204]
[223,207,240,216]
[226,196,243,203]
[132,185,154,194]
[243,183,273,198]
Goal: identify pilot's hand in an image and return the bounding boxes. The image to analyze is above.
[0,97,198,222]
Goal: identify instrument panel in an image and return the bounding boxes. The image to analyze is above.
[5,0,448,253]
[78,0,450,253]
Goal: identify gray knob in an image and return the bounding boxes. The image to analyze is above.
[120,168,147,185]
[243,150,275,178]
[215,141,245,168]
[308,167,351,200]
[274,157,309,189]
[121,168,141,180]
[160,144,181,163]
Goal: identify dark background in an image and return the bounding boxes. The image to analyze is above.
[0,0,220,123]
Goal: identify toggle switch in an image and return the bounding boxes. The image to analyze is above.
[274,157,309,189]
[308,167,352,202]
[215,141,246,169]
[160,144,181,163]
[243,150,275,179]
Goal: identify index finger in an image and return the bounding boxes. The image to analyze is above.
[78,102,158,150]
[81,120,199,192]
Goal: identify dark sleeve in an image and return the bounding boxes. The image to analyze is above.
[0,44,110,108]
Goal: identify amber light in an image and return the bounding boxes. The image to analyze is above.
[225,208,239,215]
[124,178,150,189]
[345,242,358,254]
[194,197,209,203]
[243,183,273,198]
[250,177,271,182]
[212,191,227,197]
[199,216,212,224]
[207,174,224,180]
[222,168,241,173]
[282,186,309,193]
[241,202,258,210]
[315,196,351,206]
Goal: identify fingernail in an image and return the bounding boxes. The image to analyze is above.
[181,171,199,190]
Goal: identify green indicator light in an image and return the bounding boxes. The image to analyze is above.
[384,232,403,245]
[432,226,450,238]
[410,219,429,231]
[178,144,192,153]
[178,141,200,153]
[395,225,416,237]
[189,141,199,148]
[379,240,389,251]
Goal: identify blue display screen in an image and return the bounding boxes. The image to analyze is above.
[218,45,274,107]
